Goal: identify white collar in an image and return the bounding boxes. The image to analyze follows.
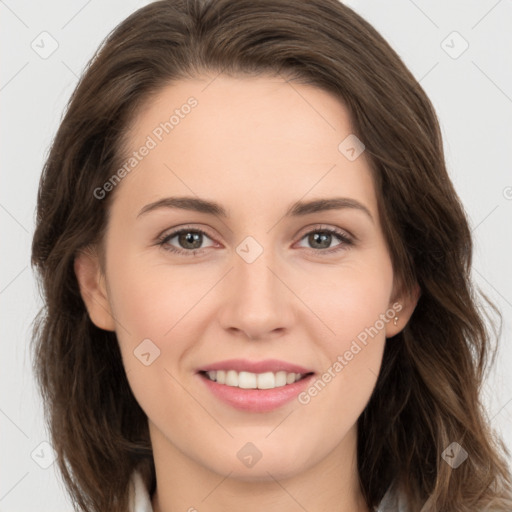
[128,470,153,512]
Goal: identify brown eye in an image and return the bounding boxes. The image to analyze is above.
[176,231,203,250]
[307,231,334,249]
[296,227,353,254]
[158,228,216,255]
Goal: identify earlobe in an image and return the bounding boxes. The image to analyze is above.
[74,247,116,331]
[385,283,421,338]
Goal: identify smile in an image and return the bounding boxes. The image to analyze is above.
[202,370,306,389]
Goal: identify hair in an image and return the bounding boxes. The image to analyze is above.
[31,0,512,511]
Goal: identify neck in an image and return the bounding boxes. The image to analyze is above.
[149,423,370,512]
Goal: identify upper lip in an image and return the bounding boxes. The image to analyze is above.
[198,359,313,374]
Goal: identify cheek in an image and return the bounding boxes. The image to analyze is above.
[104,250,218,405]
[102,250,182,388]
[294,276,391,449]
[106,250,204,340]
[299,257,394,350]
[295,256,393,407]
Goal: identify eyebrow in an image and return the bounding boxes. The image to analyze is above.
[137,196,374,223]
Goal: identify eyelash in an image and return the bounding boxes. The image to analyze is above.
[156,225,354,257]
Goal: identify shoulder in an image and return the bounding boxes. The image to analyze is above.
[128,470,154,512]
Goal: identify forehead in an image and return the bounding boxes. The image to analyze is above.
[128,73,353,158]
[113,74,377,219]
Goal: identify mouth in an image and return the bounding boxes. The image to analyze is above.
[196,359,315,412]
[199,369,312,390]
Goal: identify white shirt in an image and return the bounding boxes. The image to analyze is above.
[128,470,408,512]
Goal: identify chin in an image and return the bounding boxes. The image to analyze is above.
[192,439,320,482]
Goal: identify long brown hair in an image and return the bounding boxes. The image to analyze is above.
[31,1,512,510]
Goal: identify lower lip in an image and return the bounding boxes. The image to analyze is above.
[198,373,315,412]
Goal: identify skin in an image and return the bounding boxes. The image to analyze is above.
[75,74,418,512]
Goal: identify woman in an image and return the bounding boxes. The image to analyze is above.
[31,0,512,511]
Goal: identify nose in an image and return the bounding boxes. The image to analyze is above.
[216,245,296,341]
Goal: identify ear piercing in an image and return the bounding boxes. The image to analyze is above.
[393,316,399,326]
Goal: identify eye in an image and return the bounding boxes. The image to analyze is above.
[296,226,353,254]
[156,224,353,257]
[157,227,217,256]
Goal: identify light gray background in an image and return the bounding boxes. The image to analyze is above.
[1,1,511,510]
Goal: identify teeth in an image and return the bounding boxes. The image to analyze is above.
[275,371,287,387]
[286,372,296,385]
[225,370,238,386]
[257,371,274,389]
[204,370,304,389]
[239,371,257,389]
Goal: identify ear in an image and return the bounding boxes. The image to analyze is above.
[385,282,421,338]
[74,246,116,331]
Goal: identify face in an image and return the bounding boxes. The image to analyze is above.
[76,73,414,482]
